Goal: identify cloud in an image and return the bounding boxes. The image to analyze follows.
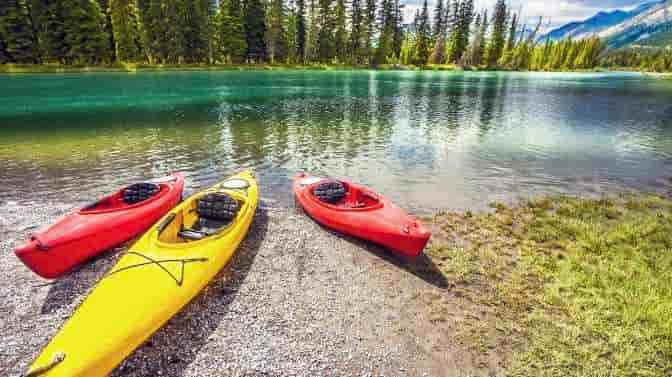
[401,0,652,29]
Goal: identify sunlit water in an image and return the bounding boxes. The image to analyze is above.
[1,70,672,213]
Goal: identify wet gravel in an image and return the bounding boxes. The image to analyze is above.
[1,199,484,377]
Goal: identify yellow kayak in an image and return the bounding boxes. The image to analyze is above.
[27,171,258,377]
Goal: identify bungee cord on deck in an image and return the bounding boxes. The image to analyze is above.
[105,251,208,286]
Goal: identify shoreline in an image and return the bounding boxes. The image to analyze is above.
[0,63,632,75]
[2,191,670,375]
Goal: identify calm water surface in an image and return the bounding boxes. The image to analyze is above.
[1,70,672,212]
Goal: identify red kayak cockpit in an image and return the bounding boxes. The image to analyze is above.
[79,180,174,214]
[305,179,383,211]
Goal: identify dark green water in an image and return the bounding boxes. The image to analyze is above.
[1,70,672,211]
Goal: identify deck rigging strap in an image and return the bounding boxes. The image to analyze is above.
[105,251,208,286]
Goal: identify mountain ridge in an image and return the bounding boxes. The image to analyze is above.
[540,1,666,47]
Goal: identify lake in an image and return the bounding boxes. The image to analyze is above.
[1,70,671,212]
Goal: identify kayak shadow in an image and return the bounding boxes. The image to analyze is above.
[111,206,269,377]
[292,201,449,289]
[40,246,125,314]
[323,227,449,289]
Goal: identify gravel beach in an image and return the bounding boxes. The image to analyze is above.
[1,198,495,377]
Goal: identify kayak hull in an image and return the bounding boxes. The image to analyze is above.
[26,171,258,377]
[15,173,185,279]
[293,173,431,258]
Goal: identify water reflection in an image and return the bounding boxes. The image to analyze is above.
[1,71,671,212]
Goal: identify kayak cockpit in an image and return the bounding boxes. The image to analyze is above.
[309,181,383,211]
[157,191,246,243]
[80,183,167,214]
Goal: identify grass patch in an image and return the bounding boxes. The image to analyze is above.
[429,194,672,376]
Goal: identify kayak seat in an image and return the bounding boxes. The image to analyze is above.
[314,181,347,204]
[123,183,160,204]
[340,187,380,209]
[179,193,240,241]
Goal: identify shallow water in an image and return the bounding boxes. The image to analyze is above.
[1,70,671,212]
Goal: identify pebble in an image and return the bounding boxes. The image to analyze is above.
[0,200,472,376]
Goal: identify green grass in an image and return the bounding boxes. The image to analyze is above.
[429,194,672,376]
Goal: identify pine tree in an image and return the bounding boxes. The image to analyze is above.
[180,0,209,63]
[215,0,246,63]
[375,0,394,64]
[334,0,346,62]
[139,0,166,63]
[164,0,182,63]
[110,0,144,62]
[62,0,111,64]
[266,0,287,62]
[498,12,517,67]
[449,0,472,63]
[428,32,445,64]
[533,37,551,70]
[349,0,363,64]
[508,16,541,70]
[431,0,444,41]
[0,0,40,63]
[204,0,218,62]
[36,0,68,63]
[305,0,318,61]
[286,2,297,63]
[316,0,334,62]
[392,0,403,59]
[414,0,430,65]
[428,0,448,64]
[245,0,267,62]
[445,0,458,61]
[462,12,479,66]
[400,26,414,64]
[485,0,506,67]
[98,0,117,62]
[29,0,47,57]
[0,31,8,63]
[464,9,486,67]
[364,0,375,64]
[295,0,306,62]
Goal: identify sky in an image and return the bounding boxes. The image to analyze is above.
[401,0,652,31]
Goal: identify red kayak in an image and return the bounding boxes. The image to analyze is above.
[293,172,431,258]
[15,173,185,279]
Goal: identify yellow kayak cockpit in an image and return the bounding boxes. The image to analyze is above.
[156,187,250,244]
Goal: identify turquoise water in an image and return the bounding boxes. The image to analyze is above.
[1,70,671,211]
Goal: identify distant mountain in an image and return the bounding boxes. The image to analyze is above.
[598,0,672,48]
[540,1,664,42]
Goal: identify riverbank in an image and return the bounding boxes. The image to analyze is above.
[2,192,670,376]
[0,63,614,74]
[0,63,421,74]
[644,71,672,78]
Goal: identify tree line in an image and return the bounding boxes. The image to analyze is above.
[601,48,672,72]
[398,0,604,70]
[0,0,604,70]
